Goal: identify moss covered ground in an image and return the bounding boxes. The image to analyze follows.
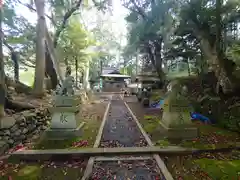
[0,101,107,180]
[127,97,240,180]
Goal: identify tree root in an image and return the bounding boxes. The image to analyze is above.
[5,76,32,94]
[5,97,36,112]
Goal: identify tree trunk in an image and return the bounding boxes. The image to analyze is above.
[83,59,90,90]
[200,38,237,94]
[64,56,68,66]
[33,0,46,96]
[0,6,5,118]
[3,42,20,82]
[45,29,63,86]
[135,53,138,75]
[11,52,19,82]
[154,41,165,80]
[45,48,58,89]
[75,57,78,87]
[146,44,165,80]
[187,58,191,76]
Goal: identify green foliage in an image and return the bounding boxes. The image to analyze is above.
[124,0,240,76]
[227,43,240,65]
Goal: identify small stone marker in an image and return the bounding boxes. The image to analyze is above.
[161,80,198,140]
[50,112,76,129]
[46,77,81,140]
[54,95,77,107]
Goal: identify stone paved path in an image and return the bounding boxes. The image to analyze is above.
[89,95,165,180]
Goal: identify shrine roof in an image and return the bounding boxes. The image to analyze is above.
[100,74,131,78]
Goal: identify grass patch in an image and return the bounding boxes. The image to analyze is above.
[0,163,86,180]
[155,139,170,147]
[141,117,240,149]
[143,115,160,133]
[141,113,239,149]
[141,115,165,142]
[165,156,240,180]
[150,90,165,102]
[180,123,240,149]
[35,137,79,149]
[78,118,102,147]
[194,159,240,180]
[35,117,102,149]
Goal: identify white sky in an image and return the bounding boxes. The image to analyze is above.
[14,0,129,44]
[13,0,129,69]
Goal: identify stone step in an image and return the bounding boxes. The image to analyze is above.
[0,140,9,156]
[9,146,240,162]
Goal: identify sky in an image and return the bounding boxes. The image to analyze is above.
[13,0,130,79]
[14,0,129,42]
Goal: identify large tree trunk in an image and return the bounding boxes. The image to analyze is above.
[0,6,5,118]
[33,0,46,96]
[200,38,237,94]
[0,84,5,118]
[146,45,165,80]
[154,40,165,81]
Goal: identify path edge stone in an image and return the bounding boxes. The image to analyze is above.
[81,95,112,180]
[123,96,174,180]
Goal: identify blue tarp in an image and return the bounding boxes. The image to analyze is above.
[190,112,211,123]
[150,99,164,109]
[149,96,215,124]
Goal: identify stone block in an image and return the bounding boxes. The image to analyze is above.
[160,81,198,140]
[54,95,78,107]
[160,111,198,140]
[50,112,77,129]
[161,111,192,128]
[0,140,9,155]
[0,116,16,129]
[48,106,79,113]
[44,128,81,140]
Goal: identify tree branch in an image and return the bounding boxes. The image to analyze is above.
[53,0,83,48]
[16,0,57,26]
[130,0,148,20]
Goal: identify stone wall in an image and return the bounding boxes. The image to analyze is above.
[0,109,50,155]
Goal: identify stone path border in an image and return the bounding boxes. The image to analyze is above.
[10,146,240,162]
[81,95,112,180]
[122,95,174,180]
[94,156,152,161]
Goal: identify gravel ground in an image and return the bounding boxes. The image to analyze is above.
[89,95,165,180]
[91,159,165,180]
[100,95,148,147]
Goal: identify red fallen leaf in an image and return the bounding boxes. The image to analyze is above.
[15,145,25,151]
[72,140,88,147]
[155,176,160,180]
[177,176,183,180]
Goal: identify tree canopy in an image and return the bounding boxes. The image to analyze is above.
[123,0,240,92]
